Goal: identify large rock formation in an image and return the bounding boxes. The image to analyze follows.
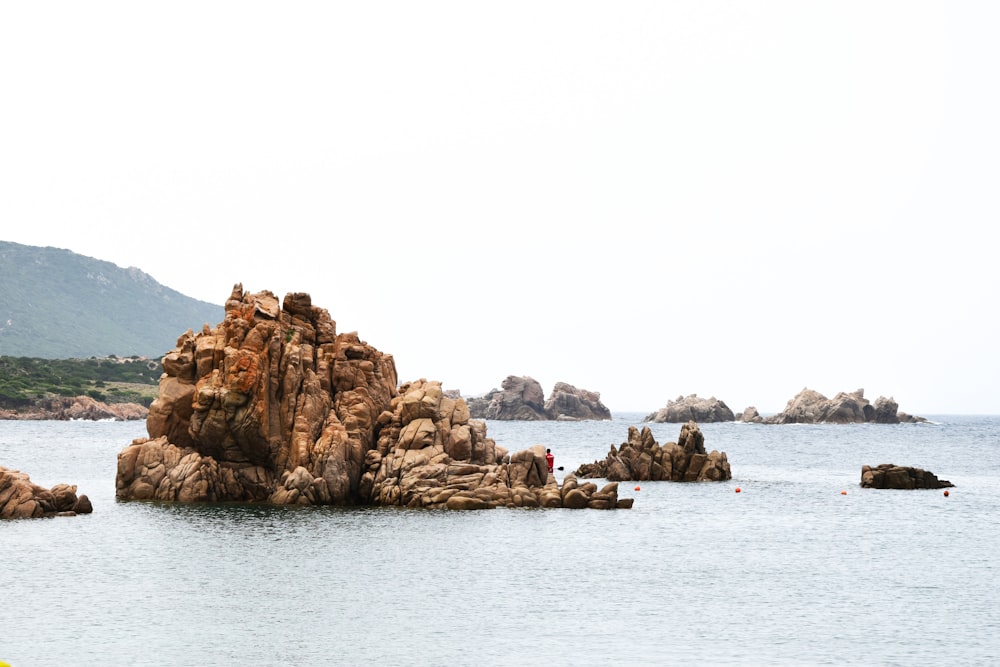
[466,376,611,421]
[116,287,631,510]
[643,394,735,423]
[860,464,954,489]
[575,421,731,482]
[0,466,93,519]
[743,388,927,424]
[0,396,147,421]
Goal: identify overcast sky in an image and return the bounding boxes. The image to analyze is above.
[2,2,997,415]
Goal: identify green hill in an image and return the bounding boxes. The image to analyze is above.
[0,240,223,359]
[0,355,162,408]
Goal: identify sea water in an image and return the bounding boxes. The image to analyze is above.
[1,415,998,666]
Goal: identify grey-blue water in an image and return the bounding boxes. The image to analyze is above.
[2,415,998,667]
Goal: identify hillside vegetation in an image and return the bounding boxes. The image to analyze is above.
[0,240,223,359]
[0,355,162,408]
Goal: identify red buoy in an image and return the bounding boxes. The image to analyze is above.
[944,490,950,497]
[735,487,741,493]
[841,490,847,495]
[634,486,641,491]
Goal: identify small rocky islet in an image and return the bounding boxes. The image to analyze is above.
[464,375,611,421]
[0,467,93,519]
[644,389,926,424]
[576,421,732,483]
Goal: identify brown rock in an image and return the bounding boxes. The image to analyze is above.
[0,467,93,519]
[466,376,611,421]
[576,421,732,483]
[116,287,631,511]
[644,394,735,423]
[860,464,954,489]
[764,388,927,424]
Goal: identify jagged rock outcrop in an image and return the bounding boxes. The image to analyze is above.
[361,379,630,509]
[756,388,927,424]
[0,396,148,421]
[860,464,954,489]
[116,287,631,510]
[466,376,611,421]
[644,394,735,423]
[575,421,731,482]
[0,466,93,519]
[738,406,763,423]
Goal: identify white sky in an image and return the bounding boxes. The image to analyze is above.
[2,2,997,414]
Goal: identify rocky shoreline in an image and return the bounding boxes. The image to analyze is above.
[0,395,148,421]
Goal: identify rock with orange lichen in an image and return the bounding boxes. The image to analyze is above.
[116,285,632,510]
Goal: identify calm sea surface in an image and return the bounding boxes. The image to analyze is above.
[1,414,998,666]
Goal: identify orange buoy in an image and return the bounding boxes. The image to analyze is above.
[944,490,950,497]
[841,490,847,495]
[735,487,741,493]
[634,486,641,491]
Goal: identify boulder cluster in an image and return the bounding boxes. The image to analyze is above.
[466,376,611,421]
[115,286,631,510]
[861,464,954,489]
[576,421,731,482]
[740,388,926,424]
[0,466,93,519]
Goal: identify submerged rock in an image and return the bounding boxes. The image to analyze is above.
[116,286,630,510]
[576,421,731,482]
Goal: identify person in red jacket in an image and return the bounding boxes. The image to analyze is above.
[545,448,554,474]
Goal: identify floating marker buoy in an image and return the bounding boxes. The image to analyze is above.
[944,490,950,497]
[735,487,741,493]
[841,490,847,495]
[634,486,641,491]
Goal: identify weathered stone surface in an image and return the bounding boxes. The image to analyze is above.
[0,396,147,421]
[860,464,954,489]
[644,394,735,423]
[466,376,611,421]
[575,421,731,483]
[753,388,927,424]
[0,466,94,519]
[116,287,630,511]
